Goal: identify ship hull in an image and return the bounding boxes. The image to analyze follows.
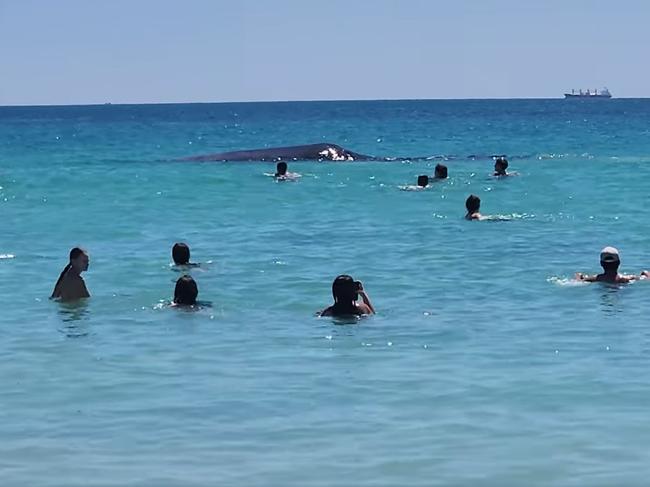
[564,94,612,99]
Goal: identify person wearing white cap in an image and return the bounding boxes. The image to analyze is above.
[575,246,640,284]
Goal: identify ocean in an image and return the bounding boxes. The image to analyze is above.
[2,99,650,486]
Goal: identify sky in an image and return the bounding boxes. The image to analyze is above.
[1,0,648,105]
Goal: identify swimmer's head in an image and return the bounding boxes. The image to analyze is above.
[172,242,190,265]
[69,247,89,272]
[417,175,429,187]
[174,275,198,306]
[495,157,509,175]
[332,274,358,304]
[434,164,448,179]
[600,246,620,273]
[276,161,288,176]
[465,194,481,214]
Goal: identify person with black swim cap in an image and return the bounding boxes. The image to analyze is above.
[171,242,199,267]
[465,195,482,220]
[275,161,288,178]
[51,247,90,301]
[273,161,301,181]
[400,175,431,191]
[172,275,199,307]
[493,157,518,177]
[434,164,448,179]
[319,275,375,317]
[494,157,508,176]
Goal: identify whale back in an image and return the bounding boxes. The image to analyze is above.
[182,143,372,162]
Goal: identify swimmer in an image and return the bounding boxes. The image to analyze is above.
[172,275,199,306]
[172,242,198,267]
[434,163,448,179]
[273,161,301,181]
[51,247,90,301]
[493,156,518,177]
[575,247,640,284]
[400,175,430,191]
[320,275,375,317]
[465,194,482,220]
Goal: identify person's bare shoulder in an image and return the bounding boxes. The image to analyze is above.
[319,307,333,317]
[618,274,638,284]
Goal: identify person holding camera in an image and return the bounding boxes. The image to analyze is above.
[319,274,375,317]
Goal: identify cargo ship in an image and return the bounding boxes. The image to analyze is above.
[564,88,612,99]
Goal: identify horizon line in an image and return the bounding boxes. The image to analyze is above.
[0,95,646,109]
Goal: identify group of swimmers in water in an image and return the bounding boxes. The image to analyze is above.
[51,243,201,307]
[50,243,376,316]
[50,156,647,316]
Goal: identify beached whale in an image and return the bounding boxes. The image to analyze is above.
[180,142,518,163]
[181,143,373,162]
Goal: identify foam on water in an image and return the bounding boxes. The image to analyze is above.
[3,99,650,486]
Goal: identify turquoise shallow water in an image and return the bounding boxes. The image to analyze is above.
[2,99,650,486]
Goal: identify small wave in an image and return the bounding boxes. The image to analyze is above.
[154,300,213,311]
[0,253,15,259]
[398,185,429,192]
[498,213,535,220]
[537,153,568,160]
[548,276,588,287]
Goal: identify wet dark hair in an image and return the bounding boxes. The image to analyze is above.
[495,157,509,170]
[417,175,429,187]
[434,164,448,179]
[276,161,288,175]
[174,275,198,305]
[172,242,190,265]
[332,274,357,303]
[466,194,481,213]
[601,261,620,273]
[52,247,85,297]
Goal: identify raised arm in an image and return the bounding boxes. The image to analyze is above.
[357,283,375,314]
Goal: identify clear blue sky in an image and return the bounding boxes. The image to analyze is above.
[1,0,648,105]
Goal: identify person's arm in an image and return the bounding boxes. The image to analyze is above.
[356,283,375,314]
[575,272,597,282]
[79,279,90,298]
[50,284,61,299]
[619,274,640,283]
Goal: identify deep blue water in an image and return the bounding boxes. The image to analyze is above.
[2,99,650,486]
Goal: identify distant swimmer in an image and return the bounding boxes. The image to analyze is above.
[493,157,517,177]
[172,275,199,307]
[51,247,90,301]
[434,163,448,179]
[320,275,375,317]
[400,175,430,191]
[465,194,482,220]
[575,247,640,284]
[464,194,511,221]
[172,242,199,268]
[273,161,301,181]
